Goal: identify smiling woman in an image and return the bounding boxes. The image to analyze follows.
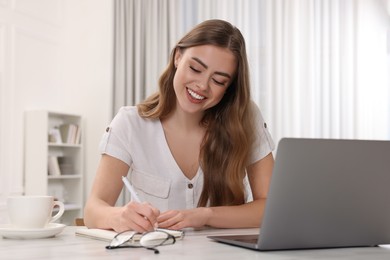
[84,19,275,233]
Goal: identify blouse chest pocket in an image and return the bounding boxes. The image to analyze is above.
[129,170,171,211]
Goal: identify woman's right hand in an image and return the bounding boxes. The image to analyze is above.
[84,155,160,232]
[111,201,160,233]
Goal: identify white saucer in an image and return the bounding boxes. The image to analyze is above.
[0,223,66,239]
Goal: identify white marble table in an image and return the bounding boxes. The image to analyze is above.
[1,226,390,260]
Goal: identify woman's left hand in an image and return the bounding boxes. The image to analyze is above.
[157,207,212,230]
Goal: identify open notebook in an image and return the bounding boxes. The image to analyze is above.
[75,227,184,243]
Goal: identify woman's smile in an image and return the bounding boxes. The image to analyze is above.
[186,87,206,103]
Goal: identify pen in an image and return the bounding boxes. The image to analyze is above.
[121,176,141,203]
[122,176,158,230]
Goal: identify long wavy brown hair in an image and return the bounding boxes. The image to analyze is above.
[137,19,255,207]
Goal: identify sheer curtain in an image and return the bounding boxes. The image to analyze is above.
[113,0,390,144]
[113,0,194,113]
[261,0,390,144]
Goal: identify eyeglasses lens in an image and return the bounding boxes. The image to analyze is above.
[140,231,175,248]
[110,231,136,247]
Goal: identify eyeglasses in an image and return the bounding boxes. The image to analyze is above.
[106,230,176,254]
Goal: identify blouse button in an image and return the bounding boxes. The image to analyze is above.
[187,183,193,189]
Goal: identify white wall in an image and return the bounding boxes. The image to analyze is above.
[59,0,114,206]
[0,0,113,222]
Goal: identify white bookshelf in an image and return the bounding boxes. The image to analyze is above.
[24,110,84,225]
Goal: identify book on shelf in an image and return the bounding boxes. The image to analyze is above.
[59,123,81,144]
[48,156,61,176]
[58,157,74,175]
[74,124,81,144]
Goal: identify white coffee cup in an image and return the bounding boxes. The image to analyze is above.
[7,195,65,229]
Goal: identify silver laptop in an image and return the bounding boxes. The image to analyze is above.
[208,138,390,251]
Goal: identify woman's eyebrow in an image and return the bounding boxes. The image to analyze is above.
[192,57,208,69]
[191,57,232,79]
